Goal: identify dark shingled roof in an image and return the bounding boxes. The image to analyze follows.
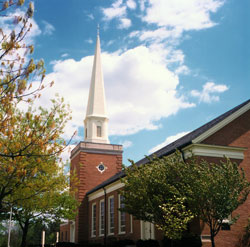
[86,99,250,195]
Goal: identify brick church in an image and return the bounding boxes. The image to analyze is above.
[60,33,250,247]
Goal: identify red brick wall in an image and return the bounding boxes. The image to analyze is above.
[88,189,143,245]
[70,143,123,243]
[67,109,250,246]
[60,223,70,242]
[200,109,250,247]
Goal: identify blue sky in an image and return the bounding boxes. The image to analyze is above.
[4,0,249,165]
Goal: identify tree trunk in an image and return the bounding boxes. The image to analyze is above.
[21,219,30,247]
[211,235,215,247]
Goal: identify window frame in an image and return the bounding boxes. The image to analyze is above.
[118,194,126,234]
[91,203,97,237]
[97,126,102,137]
[108,196,115,235]
[130,215,133,233]
[99,200,105,236]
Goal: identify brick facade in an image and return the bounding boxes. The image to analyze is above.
[60,104,250,247]
[200,110,250,247]
[88,190,142,245]
[61,142,123,243]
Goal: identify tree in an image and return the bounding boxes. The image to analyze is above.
[122,152,249,247]
[121,153,195,240]
[185,158,250,247]
[0,96,74,213]
[13,190,78,247]
[0,1,75,213]
[0,5,78,247]
[0,0,45,99]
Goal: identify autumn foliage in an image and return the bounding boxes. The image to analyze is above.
[0,0,77,220]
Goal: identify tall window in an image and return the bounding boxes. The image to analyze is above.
[99,200,105,236]
[119,194,126,233]
[97,126,102,137]
[130,215,133,233]
[108,196,114,235]
[91,203,96,237]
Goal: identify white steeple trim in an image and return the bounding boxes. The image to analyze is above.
[84,33,109,144]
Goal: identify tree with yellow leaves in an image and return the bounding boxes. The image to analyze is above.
[0,1,77,219]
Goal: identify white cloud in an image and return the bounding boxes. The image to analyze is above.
[149,131,190,154]
[0,10,41,69]
[107,40,115,46]
[102,0,133,29]
[119,140,133,148]
[59,145,76,168]
[41,20,55,35]
[127,0,136,9]
[191,81,228,103]
[61,53,69,58]
[36,45,194,141]
[118,18,132,29]
[128,0,224,44]
[102,0,126,20]
[85,38,93,44]
[175,65,190,75]
[139,0,146,11]
[131,27,182,43]
[0,10,41,43]
[87,13,94,20]
[143,0,224,31]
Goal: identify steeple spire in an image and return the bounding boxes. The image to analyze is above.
[84,30,109,144]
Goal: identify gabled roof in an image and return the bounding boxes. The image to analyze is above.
[87,99,250,195]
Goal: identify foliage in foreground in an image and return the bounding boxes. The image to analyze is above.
[0,2,79,247]
[121,152,195,240]
[122,151,250,247]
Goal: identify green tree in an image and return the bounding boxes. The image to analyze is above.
[185,158,249,247]
[0,3,78,247]
[13,191,78,247]
[0,1,76,214]
[0,97,74,214]
[121,153,194,240]
[122,152,249,247]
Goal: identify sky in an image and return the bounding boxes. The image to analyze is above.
[2,0,249,165]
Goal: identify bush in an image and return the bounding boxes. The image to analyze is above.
[136,239,159,247]
[162,234,201,247]
[115,239,135,247]
[87,243,103,247]
[56,242,76,247]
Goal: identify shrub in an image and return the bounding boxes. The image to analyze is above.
[162,234,201,247]
[136,239,159,247]
[56,242,76,247]
[115,239,135,247]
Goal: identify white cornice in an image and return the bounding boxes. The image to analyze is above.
[88,181,124,201]
[193,102,250,143]
[183,143,246,160]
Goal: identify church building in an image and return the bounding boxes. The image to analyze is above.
[60,33,250,247]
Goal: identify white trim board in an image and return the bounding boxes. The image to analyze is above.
[88,181,124,201]
[183,143,246,160]
[193,102,250,143]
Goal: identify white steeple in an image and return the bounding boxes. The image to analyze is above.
[84,30,109,144]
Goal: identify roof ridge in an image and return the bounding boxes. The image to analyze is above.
[86,99,250,195]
